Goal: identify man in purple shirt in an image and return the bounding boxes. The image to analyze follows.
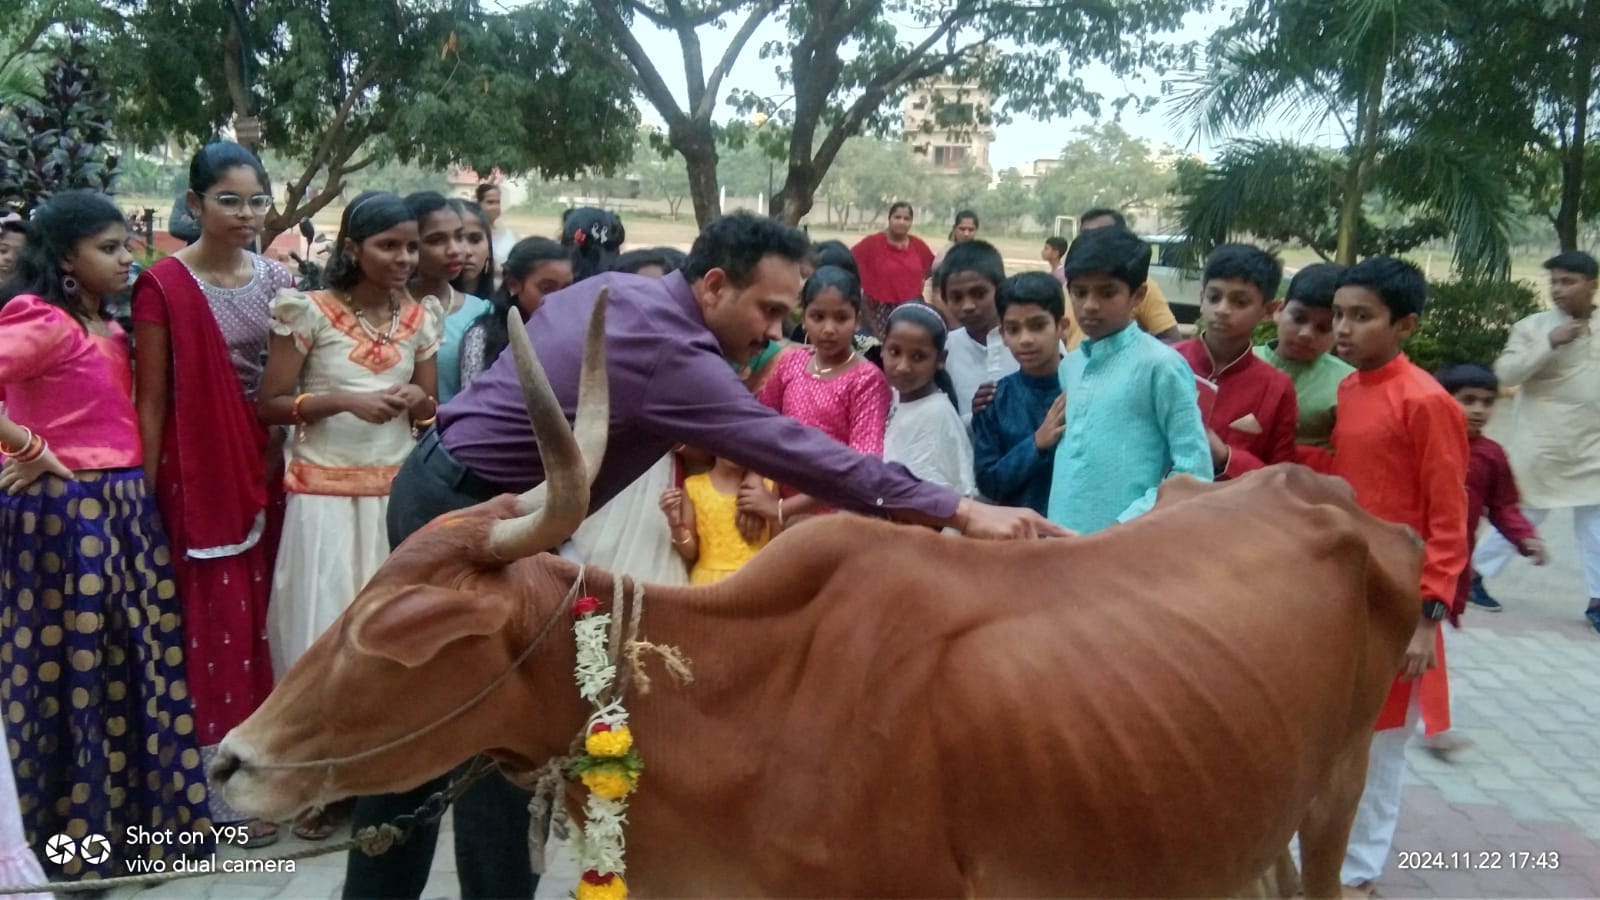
[344,214,1063,900]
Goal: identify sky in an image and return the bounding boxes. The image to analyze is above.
[616,1,1284,171]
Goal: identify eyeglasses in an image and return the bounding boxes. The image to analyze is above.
[206,192,273,214]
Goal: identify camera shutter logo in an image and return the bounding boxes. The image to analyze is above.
[44,833,77,865]
[79,833,112,864]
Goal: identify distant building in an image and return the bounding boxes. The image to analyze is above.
[1016,158,1063,190]
[902,76,996,174]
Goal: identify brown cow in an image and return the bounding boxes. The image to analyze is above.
[211,300,1423,898]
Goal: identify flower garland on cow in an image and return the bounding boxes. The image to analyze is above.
[569,591,642,900]
[518,573,690,900]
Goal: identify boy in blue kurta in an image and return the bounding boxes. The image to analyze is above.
[1046,226,1213,534]
[972,271,1068,514]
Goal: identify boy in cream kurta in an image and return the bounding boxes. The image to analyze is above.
[1473,251,1600,632]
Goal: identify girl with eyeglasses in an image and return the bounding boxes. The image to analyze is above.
[130,141,295,847]
[255,192,441,839]
[0,191,213,879]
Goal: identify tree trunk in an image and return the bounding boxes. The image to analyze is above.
[1335,57,1389,266]
[671,123,721,228]
[1557,6,1596,251]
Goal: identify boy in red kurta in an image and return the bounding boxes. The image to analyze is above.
[1301,257,1470,896]
[1436,363,1548,624]
[1175,244,1298,478]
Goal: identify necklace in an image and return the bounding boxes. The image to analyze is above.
[354,300,401,345]
[809,348,856,377]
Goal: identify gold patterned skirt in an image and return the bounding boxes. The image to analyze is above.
[0,469,212,880]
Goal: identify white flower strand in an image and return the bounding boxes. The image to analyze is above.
[574,613,616,701]
[587,699,629,732]
[579,795,630,875]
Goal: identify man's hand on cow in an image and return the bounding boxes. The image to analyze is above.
[1520,537,1549,566]
[1550,320,1588,348]
[955,499,1074,540]
[1034,394,1066,451]
[971,382,998,417]
[1400,621,1439,681]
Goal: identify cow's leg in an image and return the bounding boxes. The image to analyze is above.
[1296,739,1370,899]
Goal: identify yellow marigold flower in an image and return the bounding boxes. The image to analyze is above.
[581,768,635,800]
[585,726,634,758]
[576,873,628,900]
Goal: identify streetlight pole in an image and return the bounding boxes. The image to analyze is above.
[767,158,775,219]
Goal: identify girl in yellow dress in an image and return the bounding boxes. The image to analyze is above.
[659,456,779,584]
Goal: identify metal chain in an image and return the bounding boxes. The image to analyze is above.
[0,756,496,896]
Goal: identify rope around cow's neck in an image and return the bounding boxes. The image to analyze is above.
[248,575,588,774]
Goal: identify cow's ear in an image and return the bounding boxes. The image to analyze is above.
[349,585,514,668]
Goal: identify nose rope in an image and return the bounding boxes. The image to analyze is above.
[246,576,587,773]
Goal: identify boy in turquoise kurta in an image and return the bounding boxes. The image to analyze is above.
[1254,263,1354,449]
[1046,226,1212,534]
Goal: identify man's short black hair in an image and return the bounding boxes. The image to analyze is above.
[997,271,1066,322]
[1337,256,1427,321]
[936,239,1005,294]
[1043,236,1070,258]
[1203,243,1283,302]
[1284,262,1346,309]
[1543,250,1599,279]
[1063,226,1150,292]
[1436,362,1499,396]
[1079,207,1126,228]
[684,213,810,287]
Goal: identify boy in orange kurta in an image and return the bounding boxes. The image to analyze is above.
[1301,257,1470,896]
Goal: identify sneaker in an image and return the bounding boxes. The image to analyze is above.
[1468,576,1503,612]
[1585,606,1600,635]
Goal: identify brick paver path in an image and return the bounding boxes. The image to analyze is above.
[1376,506,1600,898]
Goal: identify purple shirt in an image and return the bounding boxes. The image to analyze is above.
[438,271,959,520]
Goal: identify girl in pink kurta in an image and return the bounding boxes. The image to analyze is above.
[756,266,891,521]
[0,191,211,881]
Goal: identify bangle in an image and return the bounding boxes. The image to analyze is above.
[13,432,45,464]
[778,497,785,528]
[292,392,314,426]
[412,414,437,428]
[671,530,692,545]
[0,426,33,456]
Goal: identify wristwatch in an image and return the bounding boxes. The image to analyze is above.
[1421,599,1449,622]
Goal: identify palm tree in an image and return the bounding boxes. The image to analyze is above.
[1167,0,1514,278]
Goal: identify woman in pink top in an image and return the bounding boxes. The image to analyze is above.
[755,265,891,522]
[0,192,211,881]
[850,201,934,338]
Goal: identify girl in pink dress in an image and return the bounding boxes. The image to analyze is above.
[755,265,891,522]
[0,191,211,881]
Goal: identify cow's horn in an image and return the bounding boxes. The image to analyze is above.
[487,288,611,561]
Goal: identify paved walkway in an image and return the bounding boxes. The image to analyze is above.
[94,511,1598,899]
[1375,507,1600,898]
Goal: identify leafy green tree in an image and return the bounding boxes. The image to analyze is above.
[1171,142,1452,262]
[586,0,1205,227]
[1403,0,1600,250]
[1169,0,1515,277]
[1033,123,1175,226]
[984,168,1037,235]
[0,37,120,212]
[633,133,693,220]
[102,0,636,243]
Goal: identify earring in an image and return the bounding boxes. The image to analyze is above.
[61,274,78,296]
